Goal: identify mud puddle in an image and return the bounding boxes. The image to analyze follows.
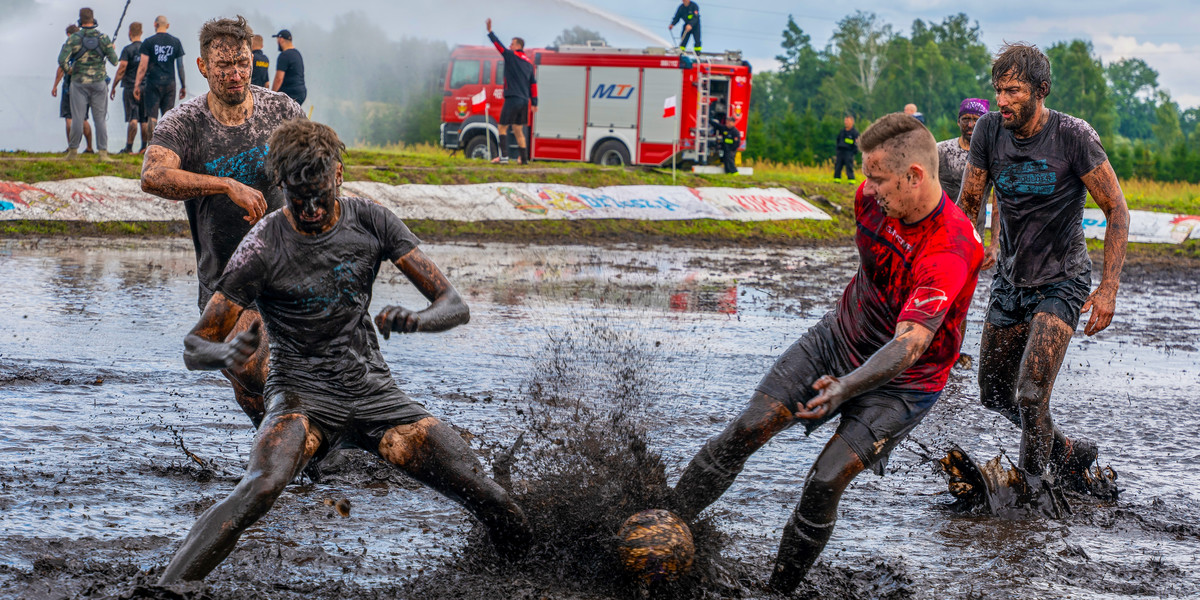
[0,237,1197,599]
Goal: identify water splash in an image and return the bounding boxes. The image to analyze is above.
[543,0,671,47]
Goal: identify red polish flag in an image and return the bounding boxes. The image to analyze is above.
[471,89,487,110]
[662,95,677,118]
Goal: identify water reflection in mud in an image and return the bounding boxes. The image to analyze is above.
[0,237,1197,599]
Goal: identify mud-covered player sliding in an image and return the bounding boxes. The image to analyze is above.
[157,120,531,583]
[672,113,984,593]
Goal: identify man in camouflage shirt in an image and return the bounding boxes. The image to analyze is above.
[57,7,118,160]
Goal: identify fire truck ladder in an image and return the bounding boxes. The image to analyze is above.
[693,56,715,164]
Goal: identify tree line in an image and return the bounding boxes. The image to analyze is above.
[744,11,1200,183]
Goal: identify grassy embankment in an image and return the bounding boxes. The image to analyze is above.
[2,145,1199,258]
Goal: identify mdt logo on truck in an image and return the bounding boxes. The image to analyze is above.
[439,43,752,167]
[593,84,635,99]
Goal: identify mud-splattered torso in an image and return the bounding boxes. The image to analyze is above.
[834,184,983,392]
[968,109,1108,287]
[149,86,304,308]
[217,197,421,400]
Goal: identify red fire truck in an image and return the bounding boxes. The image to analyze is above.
[439,44,752,167]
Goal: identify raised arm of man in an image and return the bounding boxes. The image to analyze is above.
[375,248,470,337]
[141,146,267,223]
[1078,160,1129,336]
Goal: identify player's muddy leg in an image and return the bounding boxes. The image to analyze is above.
[158,413,321,583]
[769,434,865,594]
[672,391,797,521]
[221,309,269,426]
[1015,313,1074,475]
[379,417,532,561]
[978,322,1029,428]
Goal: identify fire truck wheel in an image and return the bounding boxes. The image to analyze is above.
[593,140,631,167]
[464,135,497,161]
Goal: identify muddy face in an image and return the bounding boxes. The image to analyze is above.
[200,38,253,107]
[994,71,1040,132]
[862,151,911,219]
[284,183,339,234]
[958,113,980,142]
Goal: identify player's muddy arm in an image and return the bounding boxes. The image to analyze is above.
[142,146,267,222]
[956,164,989,226]
[1082,160,1129,294]
[376,248,469,338]
[184,292,257,371]
[795,321,934,419]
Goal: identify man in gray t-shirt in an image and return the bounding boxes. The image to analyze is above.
[141,16,304,427]
[937,97,997,266]
[958,43,1129,491]
[157,119,530,584]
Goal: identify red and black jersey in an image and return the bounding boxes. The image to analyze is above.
[833,182,984,392]
[488,32,538,106]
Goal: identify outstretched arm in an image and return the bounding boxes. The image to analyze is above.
[1079,160,1129,336]
[184,292,258,371]
[956,163,989,226]
[375,248,469,338]
[141,145,267,222]
[486,19,507,55]
[795,321,935,420]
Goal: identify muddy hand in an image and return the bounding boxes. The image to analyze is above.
[981,245,998,271]
[225,179,267,224]
[794,375,848,420]
[1081,283,1117,336]
[225,321,261,370]
[375,305,419,340]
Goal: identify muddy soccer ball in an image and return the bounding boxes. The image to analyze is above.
[616,509,695,584]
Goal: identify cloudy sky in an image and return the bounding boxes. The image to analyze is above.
[3,0,1197,151]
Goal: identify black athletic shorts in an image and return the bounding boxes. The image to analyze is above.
[263,385,432,461]
[756,312,941,476]
[140,81,176,122]
[986,268,1092,330]
[500,97,529,126]
[121,86,142,123]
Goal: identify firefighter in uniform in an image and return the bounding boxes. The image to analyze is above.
[669,0,701,53]
[711,115,740,174]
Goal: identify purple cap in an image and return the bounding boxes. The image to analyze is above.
[959,98,989,117]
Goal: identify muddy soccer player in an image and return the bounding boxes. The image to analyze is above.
[671,113,983,593]
[141,16,303,429]
[957,44,1129,490]
[157,119,532,583]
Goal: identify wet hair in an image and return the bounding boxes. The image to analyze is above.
[266,119,346,189]
[992,42,1052,100]
[66,24,80,35]
[78,8,94,23]
[512,37,525,50]
[129,21,142,37]
[859,112,937,178]
[199,16,253,59]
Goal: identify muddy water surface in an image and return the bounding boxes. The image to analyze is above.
[0,238,1197,599]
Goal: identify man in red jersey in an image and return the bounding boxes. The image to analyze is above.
[672,112,983,593]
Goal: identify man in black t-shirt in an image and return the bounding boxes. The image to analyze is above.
[110,22,145,154]
[958,43,1130,490]
[669,0,701,53]
[271,30,306,105]
[485,19,538,164]
[134,15,187,142]
[834,114,859,181]
[141,16,303,430]
[157,119,531,584]
[250,34,269,87]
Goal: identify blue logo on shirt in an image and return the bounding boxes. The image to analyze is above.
[205,145,268,186]
[995,160,1056,196]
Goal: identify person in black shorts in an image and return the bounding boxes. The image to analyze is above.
[134,15,187,143]
[486,18,538,164]
[156,119,532,584]
[110,21,145,154]
[672,113,983,593]
[957,43,1130,489]
[51,24,93,154]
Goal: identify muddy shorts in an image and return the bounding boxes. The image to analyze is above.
[500,97,529,126]
[986,268,1091,330]
[756,312,941,475]
[264,385,432,460]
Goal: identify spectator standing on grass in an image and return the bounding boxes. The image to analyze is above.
[271,30,306,105]
[51,24,94,154]
[134,15,187,145]
[56,7,118,160]
[834,114,859,181]
[250,34,269,87]
[110,21,145,154]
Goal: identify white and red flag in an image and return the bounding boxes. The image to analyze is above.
[662,95,677,118]
[471,89,487,111]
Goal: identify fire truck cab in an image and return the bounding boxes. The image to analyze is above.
[440,44,752,167]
